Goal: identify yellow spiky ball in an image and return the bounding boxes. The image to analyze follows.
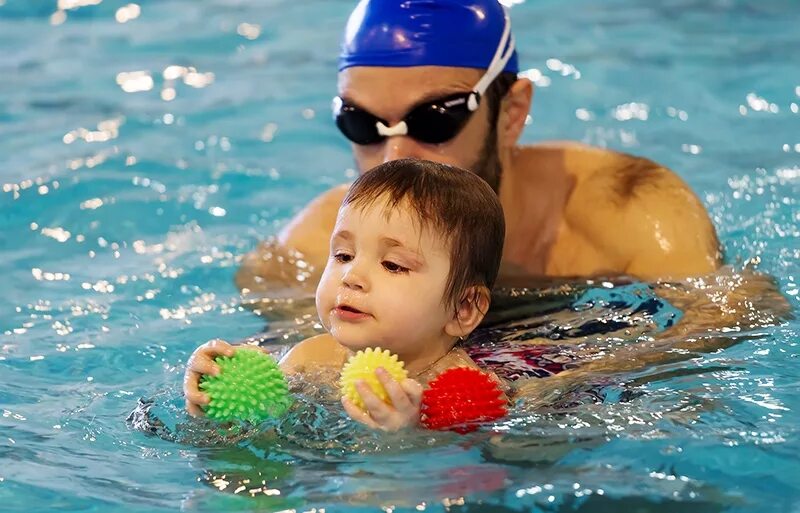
[340,347,408,410]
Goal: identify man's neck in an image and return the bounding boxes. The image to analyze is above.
[498,146,575,274]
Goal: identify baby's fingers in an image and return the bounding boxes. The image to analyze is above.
[193,339,235,370]
[376,368,413,412]
[187,339,234,375]
[185,399,205,418]
[203,339,236,358]
[342,396,379,429]
[183,371,210,416]
[400,378,424,408]
[356,380,395,423]
[185,387,210,408]
[187,356,219,377]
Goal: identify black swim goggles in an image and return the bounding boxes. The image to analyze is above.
[332,92,482,145]
[332,9,517,145]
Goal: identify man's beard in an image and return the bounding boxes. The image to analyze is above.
[469,124,502,194]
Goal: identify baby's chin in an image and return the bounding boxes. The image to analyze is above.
[330,327,393,353]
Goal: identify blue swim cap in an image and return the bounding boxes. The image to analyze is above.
[339,0,519,77]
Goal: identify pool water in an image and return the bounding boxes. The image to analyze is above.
[1,0,799,512]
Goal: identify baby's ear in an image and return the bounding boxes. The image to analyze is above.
[444,286,491,339]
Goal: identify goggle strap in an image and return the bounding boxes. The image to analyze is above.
[332,96,343,117]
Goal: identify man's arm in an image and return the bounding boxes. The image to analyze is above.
[514,150,788,398]
[654,266,792,337]
[515,266,791,403]
[234,185,348,315]
[574,160,790,356]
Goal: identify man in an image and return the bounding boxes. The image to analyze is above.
[236,0,721,299]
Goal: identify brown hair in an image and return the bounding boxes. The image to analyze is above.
[470,71,518,192]
[343,158,505,312]
[484,71,518,127]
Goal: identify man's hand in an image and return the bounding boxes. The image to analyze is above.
[341,367,424,432]
[183,339,255,417]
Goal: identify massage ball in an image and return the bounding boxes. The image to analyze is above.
[340,347,408,409]
[200,349,291,423]
[421,367,507,433]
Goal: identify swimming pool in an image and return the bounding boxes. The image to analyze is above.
[1,0,798,511]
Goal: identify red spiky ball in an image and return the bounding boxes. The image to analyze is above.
[421,367,508,433]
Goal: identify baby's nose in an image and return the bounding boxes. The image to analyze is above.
[342,262,368,291]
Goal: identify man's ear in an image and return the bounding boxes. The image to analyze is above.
[444,286,491,339]
[498,78,533,149]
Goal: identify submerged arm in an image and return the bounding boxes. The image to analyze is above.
[516,267,791,401]
[654,266,791,338]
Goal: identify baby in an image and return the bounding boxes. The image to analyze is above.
[184,158,506,431]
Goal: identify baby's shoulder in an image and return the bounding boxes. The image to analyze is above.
[279,334,348,374]
[415,348,482,385]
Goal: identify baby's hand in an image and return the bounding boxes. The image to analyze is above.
[183,339,237,417]
[341,367,423,432]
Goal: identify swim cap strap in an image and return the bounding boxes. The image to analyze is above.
[468,9,516,111]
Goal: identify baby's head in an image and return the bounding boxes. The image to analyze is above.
[316,158,505,360]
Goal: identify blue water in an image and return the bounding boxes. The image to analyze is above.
[1,0,799,511]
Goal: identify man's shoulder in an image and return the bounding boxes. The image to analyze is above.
[306,183,351,212]
[518,143,721,278]
[572,150,688,206]
[573,150,719,278]
[516,143,702,216]
[518,142,676,195]
[278,184,349,244]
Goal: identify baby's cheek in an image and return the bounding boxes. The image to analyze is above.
[380,294,435,332]
[379,293,415,320]
[315,278,335,320]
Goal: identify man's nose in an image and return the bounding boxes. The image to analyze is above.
[382,135,423,163]
[341,259,369,292]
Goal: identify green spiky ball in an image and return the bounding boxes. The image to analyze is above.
[200,350,292,423]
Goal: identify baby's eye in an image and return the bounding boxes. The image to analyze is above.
[333,252,353,263]
[382,260,409,273]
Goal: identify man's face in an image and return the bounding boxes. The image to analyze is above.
[337,66,500,188]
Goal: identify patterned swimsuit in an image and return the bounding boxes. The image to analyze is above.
[464,342,576,381]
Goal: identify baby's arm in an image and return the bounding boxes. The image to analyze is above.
[183,334,347,417]
[283,335,426,430]
[278,333,348,374]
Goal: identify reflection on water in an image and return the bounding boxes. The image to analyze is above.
[2,0,799,511]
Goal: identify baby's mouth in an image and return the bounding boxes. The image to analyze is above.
[336,304,364,314]
[333,304,372,321]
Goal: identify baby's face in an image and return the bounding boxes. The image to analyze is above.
[316,197,455,362]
